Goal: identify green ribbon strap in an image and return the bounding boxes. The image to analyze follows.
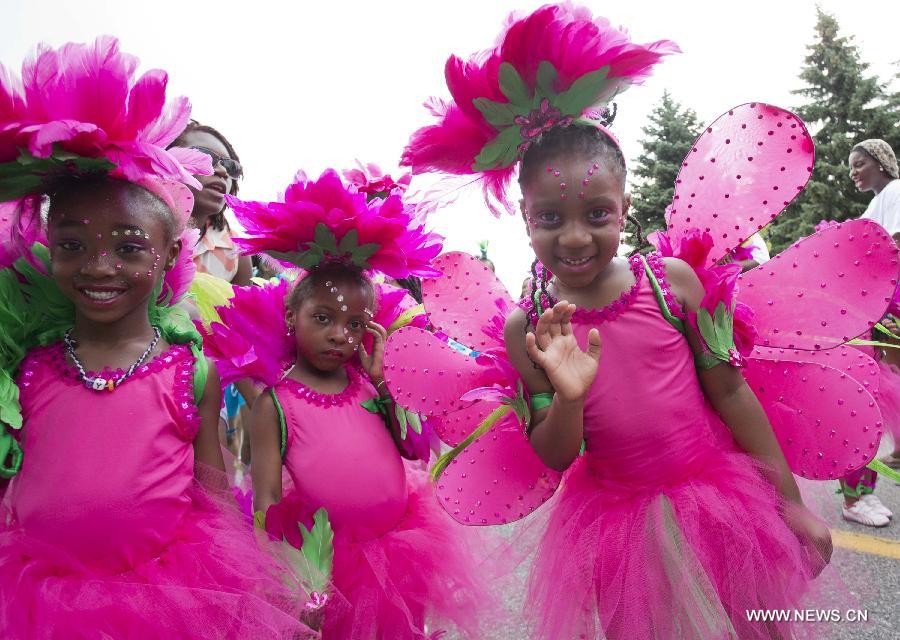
[867,459,900,484]
[530,392,554,412]
[431,404,512,481]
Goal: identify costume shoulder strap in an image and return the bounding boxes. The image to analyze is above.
[639,253,685,334]
[270,387,288,460]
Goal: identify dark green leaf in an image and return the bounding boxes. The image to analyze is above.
[473,98,518,127]
[553,67,611,116]
[498,62,531,106]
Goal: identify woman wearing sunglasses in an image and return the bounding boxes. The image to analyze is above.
[173,120,252,286]
[172,121,256,465]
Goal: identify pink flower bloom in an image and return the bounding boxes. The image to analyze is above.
[342,161,411,200]
[227,169,443,279]
[0,36,210,189]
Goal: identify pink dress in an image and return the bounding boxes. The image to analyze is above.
[0,342,316,639]
[527,254,820,640]
[264,366,487,639]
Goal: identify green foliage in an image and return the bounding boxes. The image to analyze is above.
[767,8,900,252]
[629,91,700,245]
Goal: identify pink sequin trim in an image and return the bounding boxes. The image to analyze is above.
[279,366,362,407]
[643,251,685,319]
[19,342,201,440]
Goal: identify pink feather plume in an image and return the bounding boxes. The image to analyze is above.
[402,3,678,215]
[226,169,443,279]
[198,278,295,387]
[158,228,199,305]
[0,36,210,189]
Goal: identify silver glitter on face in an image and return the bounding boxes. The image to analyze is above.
[325,281,333,287]
[337,294,344,302]
[341,305,348,312]
[330,287,338,294]
[348,336,355,344]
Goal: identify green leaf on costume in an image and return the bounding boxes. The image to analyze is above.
[253,510,266,530]
[349,242,379,268]
[473,125,523,172]
[535,61,558,99]
[297,508,334,594]
[294,246,325,269]
[473,98,519,127]
[498,62,531,106]
[313,223,339,255]
[395,403,409,440]
[695,302,738,365]
[337,229,359,255]
[0,151,115,201]
[552,66,611,116]
[407,410,422,435]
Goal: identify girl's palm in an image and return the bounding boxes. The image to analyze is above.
[526,302,601,401]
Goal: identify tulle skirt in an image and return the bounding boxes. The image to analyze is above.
[0,470,318,640]
[272,471,490,639]
[526,451,831,640]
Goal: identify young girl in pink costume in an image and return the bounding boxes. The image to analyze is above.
[207,168,488,639]
[0,37,317,639]
[399,5,898,638]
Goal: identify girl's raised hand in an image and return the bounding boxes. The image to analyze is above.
[525,301,601,402]
[359,321,388,386]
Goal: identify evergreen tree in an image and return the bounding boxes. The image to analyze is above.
[768,8,900,253]
[628,90,699,245]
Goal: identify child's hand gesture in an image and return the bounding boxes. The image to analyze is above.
[526,301,601,402]
[784,504,833,577]
[359,321,389,391]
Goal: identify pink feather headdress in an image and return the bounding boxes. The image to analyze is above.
[226,169,443,279]
[0,36,210,229]
[402,3,678,215]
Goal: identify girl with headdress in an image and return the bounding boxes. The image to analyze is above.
[395,4,896,637]
[202,168,489,638]
[0,37,318,638]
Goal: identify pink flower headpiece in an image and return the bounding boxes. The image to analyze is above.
[402,3,678,215]
[342,161,411,202]
[226,169,443,279]
[0,36,211,228]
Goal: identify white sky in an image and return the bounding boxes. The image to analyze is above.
[3,0,898,293]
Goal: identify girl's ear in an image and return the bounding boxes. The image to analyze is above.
[285,307,296,329]
[164,238,183,271]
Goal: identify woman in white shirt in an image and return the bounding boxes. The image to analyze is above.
[839,139,900,526]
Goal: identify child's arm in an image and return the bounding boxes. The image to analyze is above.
[249,391,284,516]
[504,302,601,471]
[359,321,415,459]
[193,357,226,473]
[665,258,832,566]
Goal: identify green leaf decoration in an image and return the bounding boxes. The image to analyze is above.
[337,229,359,255]
[291,246,325,269]
[253,510,266,530]
[395,403,409,440]
[298,508,334,594]
[349,242,379,268]
[473,125,523,172]
[431,405,512,481]
[695,302,738,365]
[535,61,558,100]
[313,223,339,255]
[473,98,519,127]
[498,62,531,106]
[406,410,423,435]
[0,152,115,201]
[0,425,23,479]
[552,66,611,116]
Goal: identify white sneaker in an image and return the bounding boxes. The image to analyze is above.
[842,500,890,527]
[860,494,893,519]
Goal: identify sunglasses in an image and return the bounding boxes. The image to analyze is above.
[191,146,243,180]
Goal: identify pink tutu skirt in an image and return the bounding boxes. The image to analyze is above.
[526,450,829,640]
[0,475,318,640]
[269,472,489,639]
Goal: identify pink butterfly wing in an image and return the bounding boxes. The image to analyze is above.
[434,412,562,525]
[745,346,883,480]
[740,219,898,349]
[667,103,814,265]
[422,251,514,351]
